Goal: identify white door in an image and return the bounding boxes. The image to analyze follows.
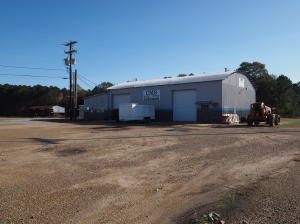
[113,94,131,109]
[173,90,197,121]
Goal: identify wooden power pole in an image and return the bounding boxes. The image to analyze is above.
[64,41,77,120]
[74,69,78,120]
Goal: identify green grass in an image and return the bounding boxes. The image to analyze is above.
[0,117,9,121]
[187,191,249,224]
[217,194,236,208]
[0,117,19,122]
[280,118,300,127]
[190,216,209,224]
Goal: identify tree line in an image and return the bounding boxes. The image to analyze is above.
[0,61,299,117]
[0,84,67,116]
[0,82,113,116]
[237,62,300,117]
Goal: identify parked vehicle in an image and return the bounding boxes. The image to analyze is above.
[247,102,280,126]
[119,103,155,121]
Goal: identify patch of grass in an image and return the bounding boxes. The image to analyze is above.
[0,117,11,122]
[280,118,300,127]
[190,215,209,224]
[183,190,249,224]
[217,194,236,208]
[219,189,250,207]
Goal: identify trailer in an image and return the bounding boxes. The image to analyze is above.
[119,103,155,121]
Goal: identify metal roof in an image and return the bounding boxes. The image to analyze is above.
[108,72,233,90]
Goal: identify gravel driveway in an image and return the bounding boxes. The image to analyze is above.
[0,119,299,223]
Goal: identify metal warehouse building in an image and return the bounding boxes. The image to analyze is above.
[84,72,255,123]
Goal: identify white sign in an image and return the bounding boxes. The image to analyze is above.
[239,77,245,88]
[143,89,160,101]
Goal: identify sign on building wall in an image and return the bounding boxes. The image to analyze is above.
[143,89,160,101]
[239,77,245,88]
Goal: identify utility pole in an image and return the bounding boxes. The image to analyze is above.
[74,69,78,120]
[64,41,77,120]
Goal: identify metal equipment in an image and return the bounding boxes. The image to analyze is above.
[247,102,280,126]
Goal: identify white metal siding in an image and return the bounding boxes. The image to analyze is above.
[119,103,155,121]
[173,90,197,121]
[113,94,131,109]
[84,94,108,112]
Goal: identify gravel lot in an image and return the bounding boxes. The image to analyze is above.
[0,118,299,224]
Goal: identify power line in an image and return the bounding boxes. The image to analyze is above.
[0,64,65,71]
[78,74,97,86]
[0,73,67,79]
[79,74,96,85]
[78,76,94,89]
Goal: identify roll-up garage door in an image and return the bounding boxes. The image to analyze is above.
[173,90,197,121]
[113,94,131,109]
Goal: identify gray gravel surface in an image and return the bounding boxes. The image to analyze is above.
[224,160,300,224]
[0,119,299,224]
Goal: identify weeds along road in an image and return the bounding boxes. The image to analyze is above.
[0,119,299,224]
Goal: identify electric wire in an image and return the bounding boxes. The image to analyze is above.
[0,64,65,71]
[78,76,94,89]
[0,63,99,89]
[78,74,97,86]
[78,78,93,89]
[0,73,67,79]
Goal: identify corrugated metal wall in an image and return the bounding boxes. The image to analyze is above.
[84,73,256,122]
[84,94,109,120]
[108,81,223,122]
[222,73,256,119]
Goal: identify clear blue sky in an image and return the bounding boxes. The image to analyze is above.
[0,0,299,89]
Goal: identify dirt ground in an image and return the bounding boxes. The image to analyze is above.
[0,118,299,224]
